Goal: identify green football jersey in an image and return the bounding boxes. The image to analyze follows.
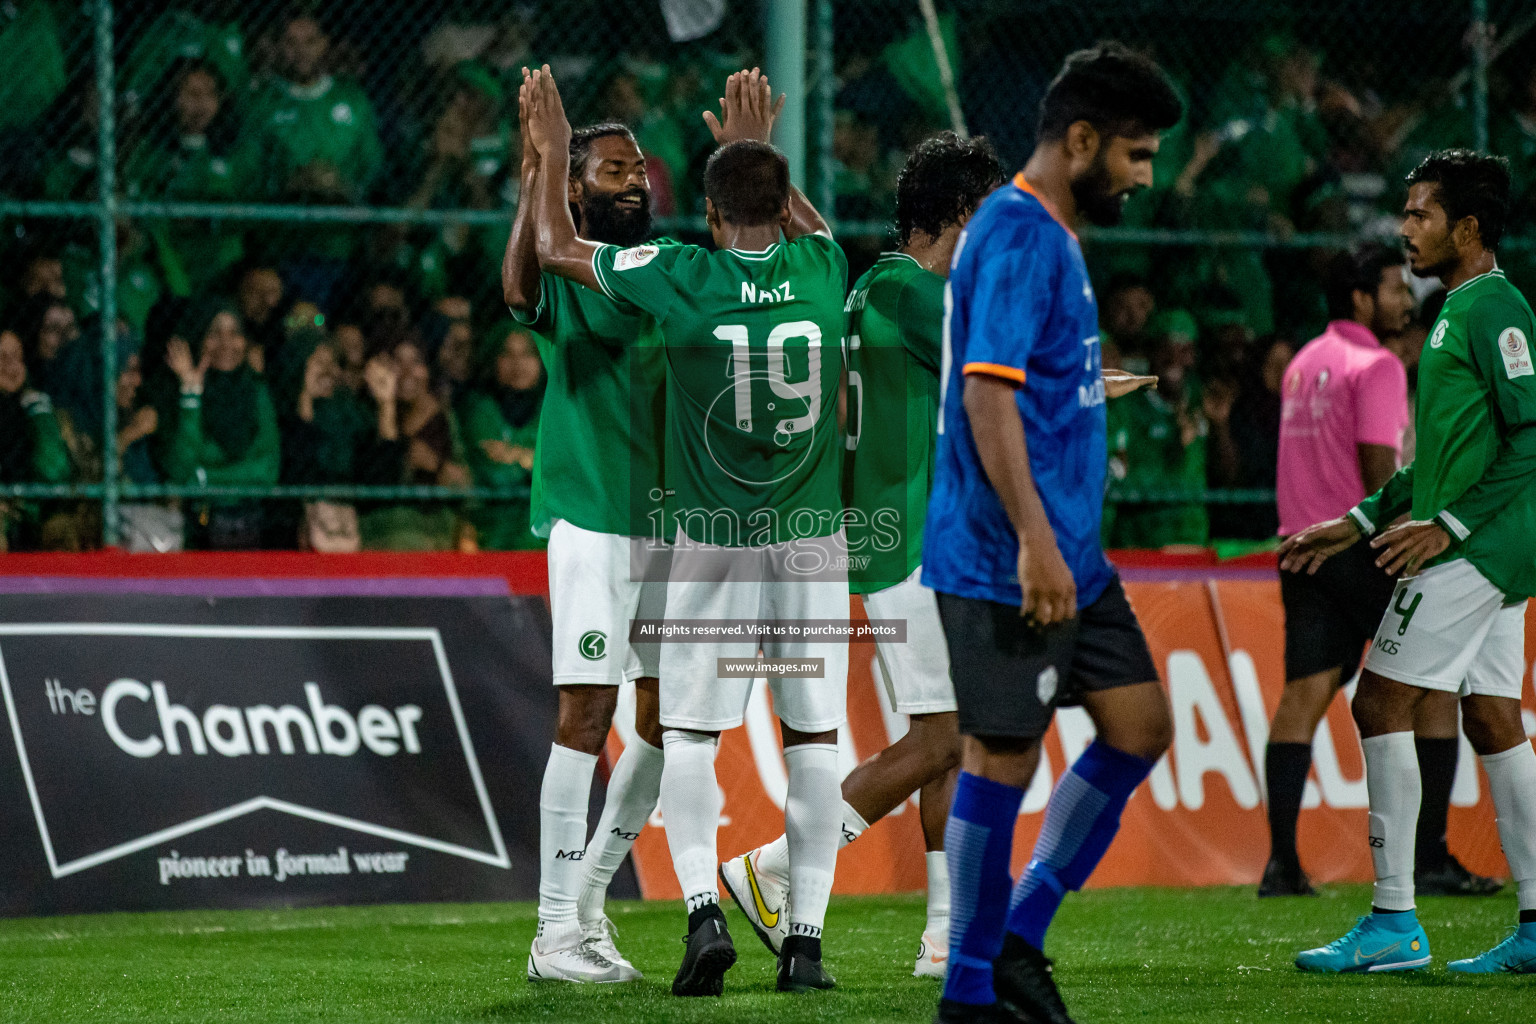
[248,76,383,201]
[843,252,942,592]
[592,234,848,547]
[1354,268,1536,598]
[514,272,666,538]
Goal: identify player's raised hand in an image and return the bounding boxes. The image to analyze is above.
[518,67,538,173]
[1370,519,1451,577]
[704,67,786,145]
[1278,515,1361,575]
[523,65,572,158]
[1019,526,1076,628]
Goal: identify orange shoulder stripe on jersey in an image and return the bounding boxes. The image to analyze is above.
[1013,172,1078,241]
[963,362,1026,384]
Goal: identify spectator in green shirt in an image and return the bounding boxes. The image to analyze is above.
[16,296,95,436]
[121,3,247,115]
[1104,310,1209,548]
[0,325,71,551]
[150,300,279,549]
[126,59,260,299]
[458,321,543,551]
[0,1,66,137]
[248,13,383,307]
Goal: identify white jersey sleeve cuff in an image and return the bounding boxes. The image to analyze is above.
[1436,509,1470,541]
[590,245,618,301]
[508,289,544,325]
[1347,506,1375,535]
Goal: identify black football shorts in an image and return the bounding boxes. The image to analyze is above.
[937,574,1159,741]
[1280,538,1398,682]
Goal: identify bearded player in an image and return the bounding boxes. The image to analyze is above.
[720,131,1004,979]
[1285,150,1536,974]
[525,66,850,996]
[504,80,668,983]
[927,44,1181,1024]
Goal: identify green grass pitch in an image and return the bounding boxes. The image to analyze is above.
[0,885,1528,1023]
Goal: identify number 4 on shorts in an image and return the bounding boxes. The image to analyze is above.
[1393,589,1422,636]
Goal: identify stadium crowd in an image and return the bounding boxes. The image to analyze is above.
[2,2,1535,553]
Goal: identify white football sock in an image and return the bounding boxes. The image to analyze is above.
[538,743,597,945]
[660,730,722,913]
[578,735,664,930]
[754,799,868,886]
[925,850,951,944]
[754,834,791,882]
[1362,731,1419,911]
[839,800,871,847]
[1481,741,1536,913]
[784,743,841,939]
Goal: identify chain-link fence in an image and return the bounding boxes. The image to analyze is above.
[833,0,1536,547]
[0,0,1530,552]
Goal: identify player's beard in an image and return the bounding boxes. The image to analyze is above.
[1407,239,1457,281]
[579,187,653,247]
[1072,153,1130,228]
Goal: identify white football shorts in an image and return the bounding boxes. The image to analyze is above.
[547,518,670,686]
[659,530,850,733]
[1362,557,1526,699]
[861,565,956,715]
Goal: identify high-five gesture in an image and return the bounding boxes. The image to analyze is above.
[521,64,573,161]
[703,67,786,146]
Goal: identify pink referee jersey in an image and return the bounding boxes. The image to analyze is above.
[1277,319,1409,537]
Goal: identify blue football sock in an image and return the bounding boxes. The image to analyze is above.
[942,771,1025,1006]
[1007,740,1154,949]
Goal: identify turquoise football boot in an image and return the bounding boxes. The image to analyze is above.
[1448,924,1536,974]
[1296,912,1432,973]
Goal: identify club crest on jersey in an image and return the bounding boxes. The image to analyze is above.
[1429,320,1448,349]
[1499,327,1533,379]
[613,245,659,271]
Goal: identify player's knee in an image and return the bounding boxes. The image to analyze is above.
[908,713,961,776]
[633,710,665,750]
[1460,699,1526,756]
[1100,703,1172,762]
[555,686,619,755]
[1349,682,1395,738]
[631,678,665,749]
[1137,706,1174,761]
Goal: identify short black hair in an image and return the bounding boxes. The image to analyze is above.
[704,140,790,227]
[570,123,638,179]
[1405,149,1512,250]
[1325,241,1405,321]
[895,132,1004,245]
[1037,41,1183,143]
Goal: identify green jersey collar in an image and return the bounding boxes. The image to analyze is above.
[284,74,336,102]
[1445,264,1504,297]
[729,243,781,261]
[879,252,922,268]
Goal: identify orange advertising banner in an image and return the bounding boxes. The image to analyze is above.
[613,579,1535,898]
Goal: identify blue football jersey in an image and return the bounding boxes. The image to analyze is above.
[922,175,1113,609]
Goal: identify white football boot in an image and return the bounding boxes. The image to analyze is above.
[581,913,643,981]
[913,929,949,978]
[526,920,633,983]
[719,849,791,955]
